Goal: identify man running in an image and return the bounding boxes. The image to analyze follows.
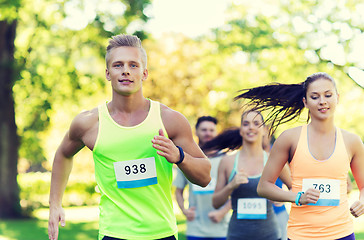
[48,34,211,240]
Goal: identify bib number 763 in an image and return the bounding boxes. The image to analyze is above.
[312,183,331,193]
[302,179,340,206]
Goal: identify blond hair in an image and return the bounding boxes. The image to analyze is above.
[105,34,147,69]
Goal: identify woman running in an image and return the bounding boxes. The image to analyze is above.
[204,110,291,240]
[236,72,364,240]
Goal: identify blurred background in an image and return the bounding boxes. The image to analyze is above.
[1,0,364,239]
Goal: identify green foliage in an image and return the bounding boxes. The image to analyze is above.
[11,0,151,163]
[0,0,21,21]
[201,0,364,136]
[8,0,364,166]
[18,172,99,211]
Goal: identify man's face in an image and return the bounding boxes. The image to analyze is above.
[105,46,148,96]
[196,121,217,146]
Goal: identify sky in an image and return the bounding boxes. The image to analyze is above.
[144,0,229,38]
[62,0,229,38]
[60,0,364,87]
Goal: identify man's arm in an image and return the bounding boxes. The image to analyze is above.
[153,106,211,187]
[175,188,196,221]
[173,169,196,221]
[48,111,96,240]
[175,187,186,214]
[208,199,231,223]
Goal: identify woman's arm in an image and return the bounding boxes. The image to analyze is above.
[349,133,364,217]
[212,156,233,209]
[212,155,248,209]
[278,163,292,190]
[258,129,319,205]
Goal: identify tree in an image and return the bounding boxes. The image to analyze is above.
[209,0,364,136]
[0,19,21,218]
[0,0,151,218]
[0,0,22,218]
[142,0,364,138]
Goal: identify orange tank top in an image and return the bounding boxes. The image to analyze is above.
[287,125,353,240]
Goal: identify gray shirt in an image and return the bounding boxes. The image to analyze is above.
[173,152,230,237]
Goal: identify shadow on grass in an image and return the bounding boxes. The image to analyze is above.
[0,218,98,240]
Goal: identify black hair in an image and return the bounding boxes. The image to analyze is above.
[234,72,337,135]
[201,127,242,152]
[195,116,218,130]
[201,110,264,152]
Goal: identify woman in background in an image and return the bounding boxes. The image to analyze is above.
[204,110,291,240]
[236,72,364,240]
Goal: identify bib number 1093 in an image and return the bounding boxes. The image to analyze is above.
[242,201,263,209]
[237,198,267,219]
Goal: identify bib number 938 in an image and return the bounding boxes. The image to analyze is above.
[114,157,157,188]
[125,164,147,175]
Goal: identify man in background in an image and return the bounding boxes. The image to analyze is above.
[174,116,230,240]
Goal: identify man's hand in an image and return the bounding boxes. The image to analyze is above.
[152,129,180,164]
[48,206,66,240]
[208,209,225,223]
[183,207,196,221]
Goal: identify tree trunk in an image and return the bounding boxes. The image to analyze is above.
[0,20,21,218]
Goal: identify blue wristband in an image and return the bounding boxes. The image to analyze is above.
[295,191,304,206]
[175,146,184,165]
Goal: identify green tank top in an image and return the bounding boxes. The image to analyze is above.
[93,99,177,239]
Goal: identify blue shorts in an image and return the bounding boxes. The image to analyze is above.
[187,237,226,240]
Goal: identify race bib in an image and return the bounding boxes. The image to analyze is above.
[302,179,340,206]
[113,157,157,188]
[237,198,267,219]
[191,178,216,195]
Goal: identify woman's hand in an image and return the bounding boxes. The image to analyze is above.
[350,200,364,218]
[229,168,249,190]
[299,188,320,205]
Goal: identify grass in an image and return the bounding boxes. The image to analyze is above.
[1,195,364,240]
[0,215,363,240]
[0,206,188,240]
[0,219,98,240]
